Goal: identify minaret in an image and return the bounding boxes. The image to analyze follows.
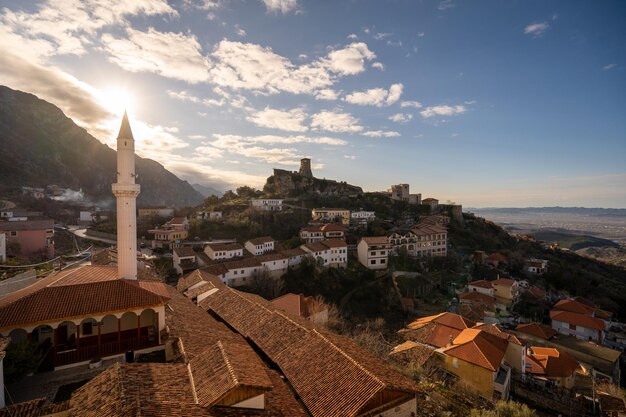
[112,111,140,280]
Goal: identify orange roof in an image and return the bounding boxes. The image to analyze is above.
[205,242,243,252]
[526,346,580,378]
[553,299,595,315]
[468,280,492,289]
[360,236,390,246]
[0,266,169,329]
[459,291,495,304]
[492,278,516,287]
[271,293,327,319]
[320,223,348,232]
[247,236,275,245]
[442,329,508,371]
[472,323,523,345]
[515,323,557,340]
[408,312,475,331]
[321,239,348,249]
[550,310,605,331]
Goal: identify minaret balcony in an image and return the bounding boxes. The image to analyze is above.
[112,183,141,197]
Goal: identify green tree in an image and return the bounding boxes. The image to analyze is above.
[203,195,219,206]
[470,401,538,417]
[4,340,42,383]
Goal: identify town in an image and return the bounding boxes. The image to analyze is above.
[0,113,624,417]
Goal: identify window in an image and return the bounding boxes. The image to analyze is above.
[381,259,386,264]
[370,260,376,265]
[10,231,17,237]
[82,322,93,335]
[370,251,375,256]
[569,323,576,330]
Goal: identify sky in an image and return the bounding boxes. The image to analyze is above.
[0,0,625,208]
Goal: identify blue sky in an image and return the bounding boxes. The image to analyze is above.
[1,0,625,207]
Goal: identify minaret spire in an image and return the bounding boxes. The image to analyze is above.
[112,111,140,280]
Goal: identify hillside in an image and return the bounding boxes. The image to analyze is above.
[531,230,619,251]
[0,85,203,208]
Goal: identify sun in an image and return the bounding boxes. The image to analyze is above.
[98,87,135,117]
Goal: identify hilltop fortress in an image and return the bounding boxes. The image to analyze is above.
[264,158,363,197]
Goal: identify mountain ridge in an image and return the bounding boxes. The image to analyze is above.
[0,85,204,208]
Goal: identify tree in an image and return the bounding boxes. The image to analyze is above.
[4,340,42,383]
[236,186,261,199]
[469,401,538,417]
[250,269,284,300]
[203,195,219,206]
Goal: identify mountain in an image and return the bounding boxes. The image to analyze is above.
[192,183,223,197]
[0,86,203,208]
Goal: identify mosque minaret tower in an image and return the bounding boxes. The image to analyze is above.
[112,111,140,280]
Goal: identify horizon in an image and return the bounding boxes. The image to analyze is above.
[0,0,624,208]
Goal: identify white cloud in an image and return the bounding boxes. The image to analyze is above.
[0,0,177,56]
[603,63,617,71]
[344,83,403,107]
[166,90,225,107]
[189,0,223,10]
[323,42,376,75]
[209,41,374,95]
[524,22,549,37]
[247,107,308,132]
[310,110,363,133]
[420,105,466,118]
[344,155,358,160]
[373,32,392,40]
[372,62,385,71]
[361,130,401,138]
[438,0,454,11]
[188,134,207,139]
[386,40,402,47]
[315,89,339,101]
[262,0,298,14]
[389,113,413,123]
[400,100,422,108]
[347,34,357,40]
[235,25,247,37]
[101,27,210,83]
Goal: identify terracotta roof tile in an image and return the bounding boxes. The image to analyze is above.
[468,280,493,289]
[515,323,557,340]
[458,291,495,304]
[526,346,580,378]
[408,312,475,331]
[441,329,508,371]
[360,236,390,246]
[321,239,347,249]
[247,236,275,245]
[550,310,605,331]
[206,242,243,252]
[174,246,197,257]
[472,323,523,345]
[0,266,168,329]
[553,299,595,315]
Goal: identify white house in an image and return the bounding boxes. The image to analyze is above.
[300,242,331,266]
[221,258,263,287]
[250,198,284,212]
[196,211,222,220]
[173,246,198,275]
[257,253,289,278]
[311,208,351,225]
[137,207,175,218]
[280,248,307,267]
[244,236,275,256]
[409,224,447,257]
[357,237,392,270]
[350,211,376,226]
[299,223,347,243]
[321,239,348,268]
[550,299,606,344]
[204,242,244,260]
[525,258,548,275]
[468,280,495,296]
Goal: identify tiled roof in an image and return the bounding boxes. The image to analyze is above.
[526,346,580,378]
[515,323,557,340]
[199,278,419,417]
[206,242,243,252]
[550,310,605,331]
[247,236,275,245]
[360,236,390,246]
[410,224,447,236]
[468,280,492,289]
[0,398,46,417]
[401,321,461,348]
[422,198,438,203]
[167,217,188,225]
[486,253,508,263]
[0,266,169,329]
[222,257,262,270]
[458,291,495,304]
[271,293,327,319]
[300,225,322,233]
[279,248,307,257]
[389,341,435,367]
[441,329,508,372]
[0,219,54,231]
[69,362,198,416]
[553,299,595,315]
[320,223,348,232]
[201,263,229,276]
[301,242,329,252]
[174,246,197,257]
[472,323,523,346]
[321,239,347,248]
[408,312,475,331]
[257,253,288,263]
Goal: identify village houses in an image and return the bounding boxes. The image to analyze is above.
[299,223,348,243]
[0,219,55,259]
[147,217,189,249]
[357,236,392,270]
[311,207,351,225]
[250,198,284,211]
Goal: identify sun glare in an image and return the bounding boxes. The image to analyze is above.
[98,87,135,117]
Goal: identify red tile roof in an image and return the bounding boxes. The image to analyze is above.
[0,266,169,329]
[468,279,493,289]
[199,277,419,417]
[553,299,595,315]
[320,223,348,232]
[206,242,243,252]
[321,239,347,248]
[0,219,54,231]
[550,310,605,331]
[515,323,557,340]
[526,346,580,378]
[472,323,523,346]
[408,312,475,331]
[458,291,496,304]
[442,329,509,372]
[492,278,516,287]
[360,236,390,246]
[247,236,275,245]
[174,246,196,257]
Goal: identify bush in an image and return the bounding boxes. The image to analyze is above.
[470,401,538,417]
[4,340,42,383]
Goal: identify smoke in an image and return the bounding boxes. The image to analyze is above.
[52,189,86,203]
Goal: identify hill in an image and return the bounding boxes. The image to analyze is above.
[0,85,203,208]
[530,230,619,251]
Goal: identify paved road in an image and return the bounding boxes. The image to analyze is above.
[72,228,117,245]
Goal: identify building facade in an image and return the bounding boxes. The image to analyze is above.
[0,219,55,259]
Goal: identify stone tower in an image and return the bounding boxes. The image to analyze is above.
[299,158,313,178]
[112,111,140,280]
